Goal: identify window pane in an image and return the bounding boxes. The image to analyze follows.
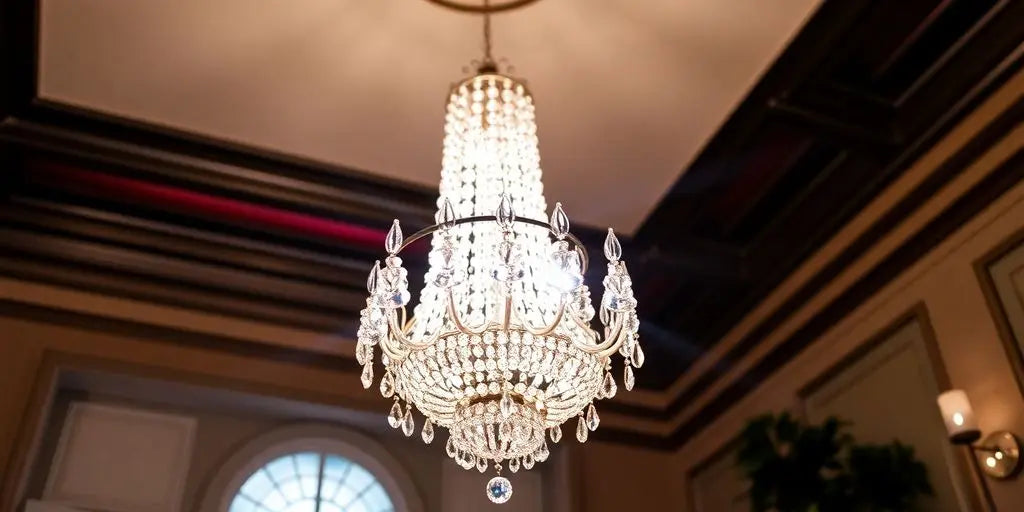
[294,453,320,476]
[265,456,297,483]
[343,465,375,494]
[279,479,303,502]
[322,455,351,479]
[362,483,394,512]
[300,475,318,498]
[230,496,257,512]
[283,499,316,512]
[262,489,288,511]
[239,470,275,501]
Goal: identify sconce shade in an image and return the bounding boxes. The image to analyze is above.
[937,390,981,444]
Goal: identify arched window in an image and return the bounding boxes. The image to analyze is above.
[201,425,423,512]
[228,452,394,512]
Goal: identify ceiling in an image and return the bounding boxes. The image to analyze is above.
[37,0,819,233]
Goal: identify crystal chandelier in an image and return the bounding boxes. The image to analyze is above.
[356,1,641,503]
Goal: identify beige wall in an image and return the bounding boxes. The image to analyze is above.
[678,166,1024,510]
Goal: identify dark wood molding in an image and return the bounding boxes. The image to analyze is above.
[0,301,358,374]
[797,303,948,402]
[973,223,1024,400]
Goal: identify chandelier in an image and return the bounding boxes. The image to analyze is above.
[356,0,641,503]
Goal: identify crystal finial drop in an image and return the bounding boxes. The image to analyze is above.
[401,408,415,437]
[549,426,562,443]
[445,436,457,458]
[604,228,622,261]
[576,416,589,443]
[633,343,645,368]
[437,198,457,228]
[486,476,513,504]
[367,261,380,294]
[360,363,373,389]
[586,404,600,431]
[385,220,403,254]
[602,372,617,399]
[537,441,550,462]
[496,194,515,230]
[624,365,635,391]
[550,202,570,239]
[499,391,514,419]
[422,420,435,444]
[379,371,395,398]
[388,402,403,429]
[476,456,488,473]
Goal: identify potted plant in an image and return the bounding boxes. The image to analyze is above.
[737,413,932,512]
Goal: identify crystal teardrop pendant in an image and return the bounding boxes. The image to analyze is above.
[624,365,635,391]
[385,220,403,254]
[576,416,589,443]
[379,371,395,398]
[549,426,562,443]
[496,194,515,230]
[602,372,617,399]
[360,363,373,389]
[539,441,551,462]
[437,198,457,228]
[422,420,435,444]
[633,343,645,368]
[586,404,600,431]
[476,456,488,473]
[367,260,380,294]
[388,402,403,429]
[523,452,535,470]
[401,408,415,437]
[486,476,513,504]
[550,202,570,239]
[604,228,622,261]
[508,457,520,473]
[445,436,457,458]
[499,420,513,441]
[499,391,514,419]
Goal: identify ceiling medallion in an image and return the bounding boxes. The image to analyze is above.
[424,0,541,14]
[357,0,641,503]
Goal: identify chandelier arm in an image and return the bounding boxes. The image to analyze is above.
[377,328,409,361]
[398,216,590,274]
[447,288,491,335]
[566,312,626,355]
[515,299,566,337]
[387,309,440,350]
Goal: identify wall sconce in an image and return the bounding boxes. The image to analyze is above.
[937,390,1021,479]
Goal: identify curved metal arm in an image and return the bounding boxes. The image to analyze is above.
[387,309,440,350]
[566,309,629,357]
[513,299,567,337]
[446,288,491,335]
[398,215,590,274]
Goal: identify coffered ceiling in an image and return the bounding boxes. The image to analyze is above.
[37,0,819,233]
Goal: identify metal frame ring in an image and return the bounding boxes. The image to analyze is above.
[398,215,591,273]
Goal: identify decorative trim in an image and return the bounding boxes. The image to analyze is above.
[973,224,1024,400]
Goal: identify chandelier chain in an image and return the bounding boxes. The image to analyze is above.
[482,0,494,63]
